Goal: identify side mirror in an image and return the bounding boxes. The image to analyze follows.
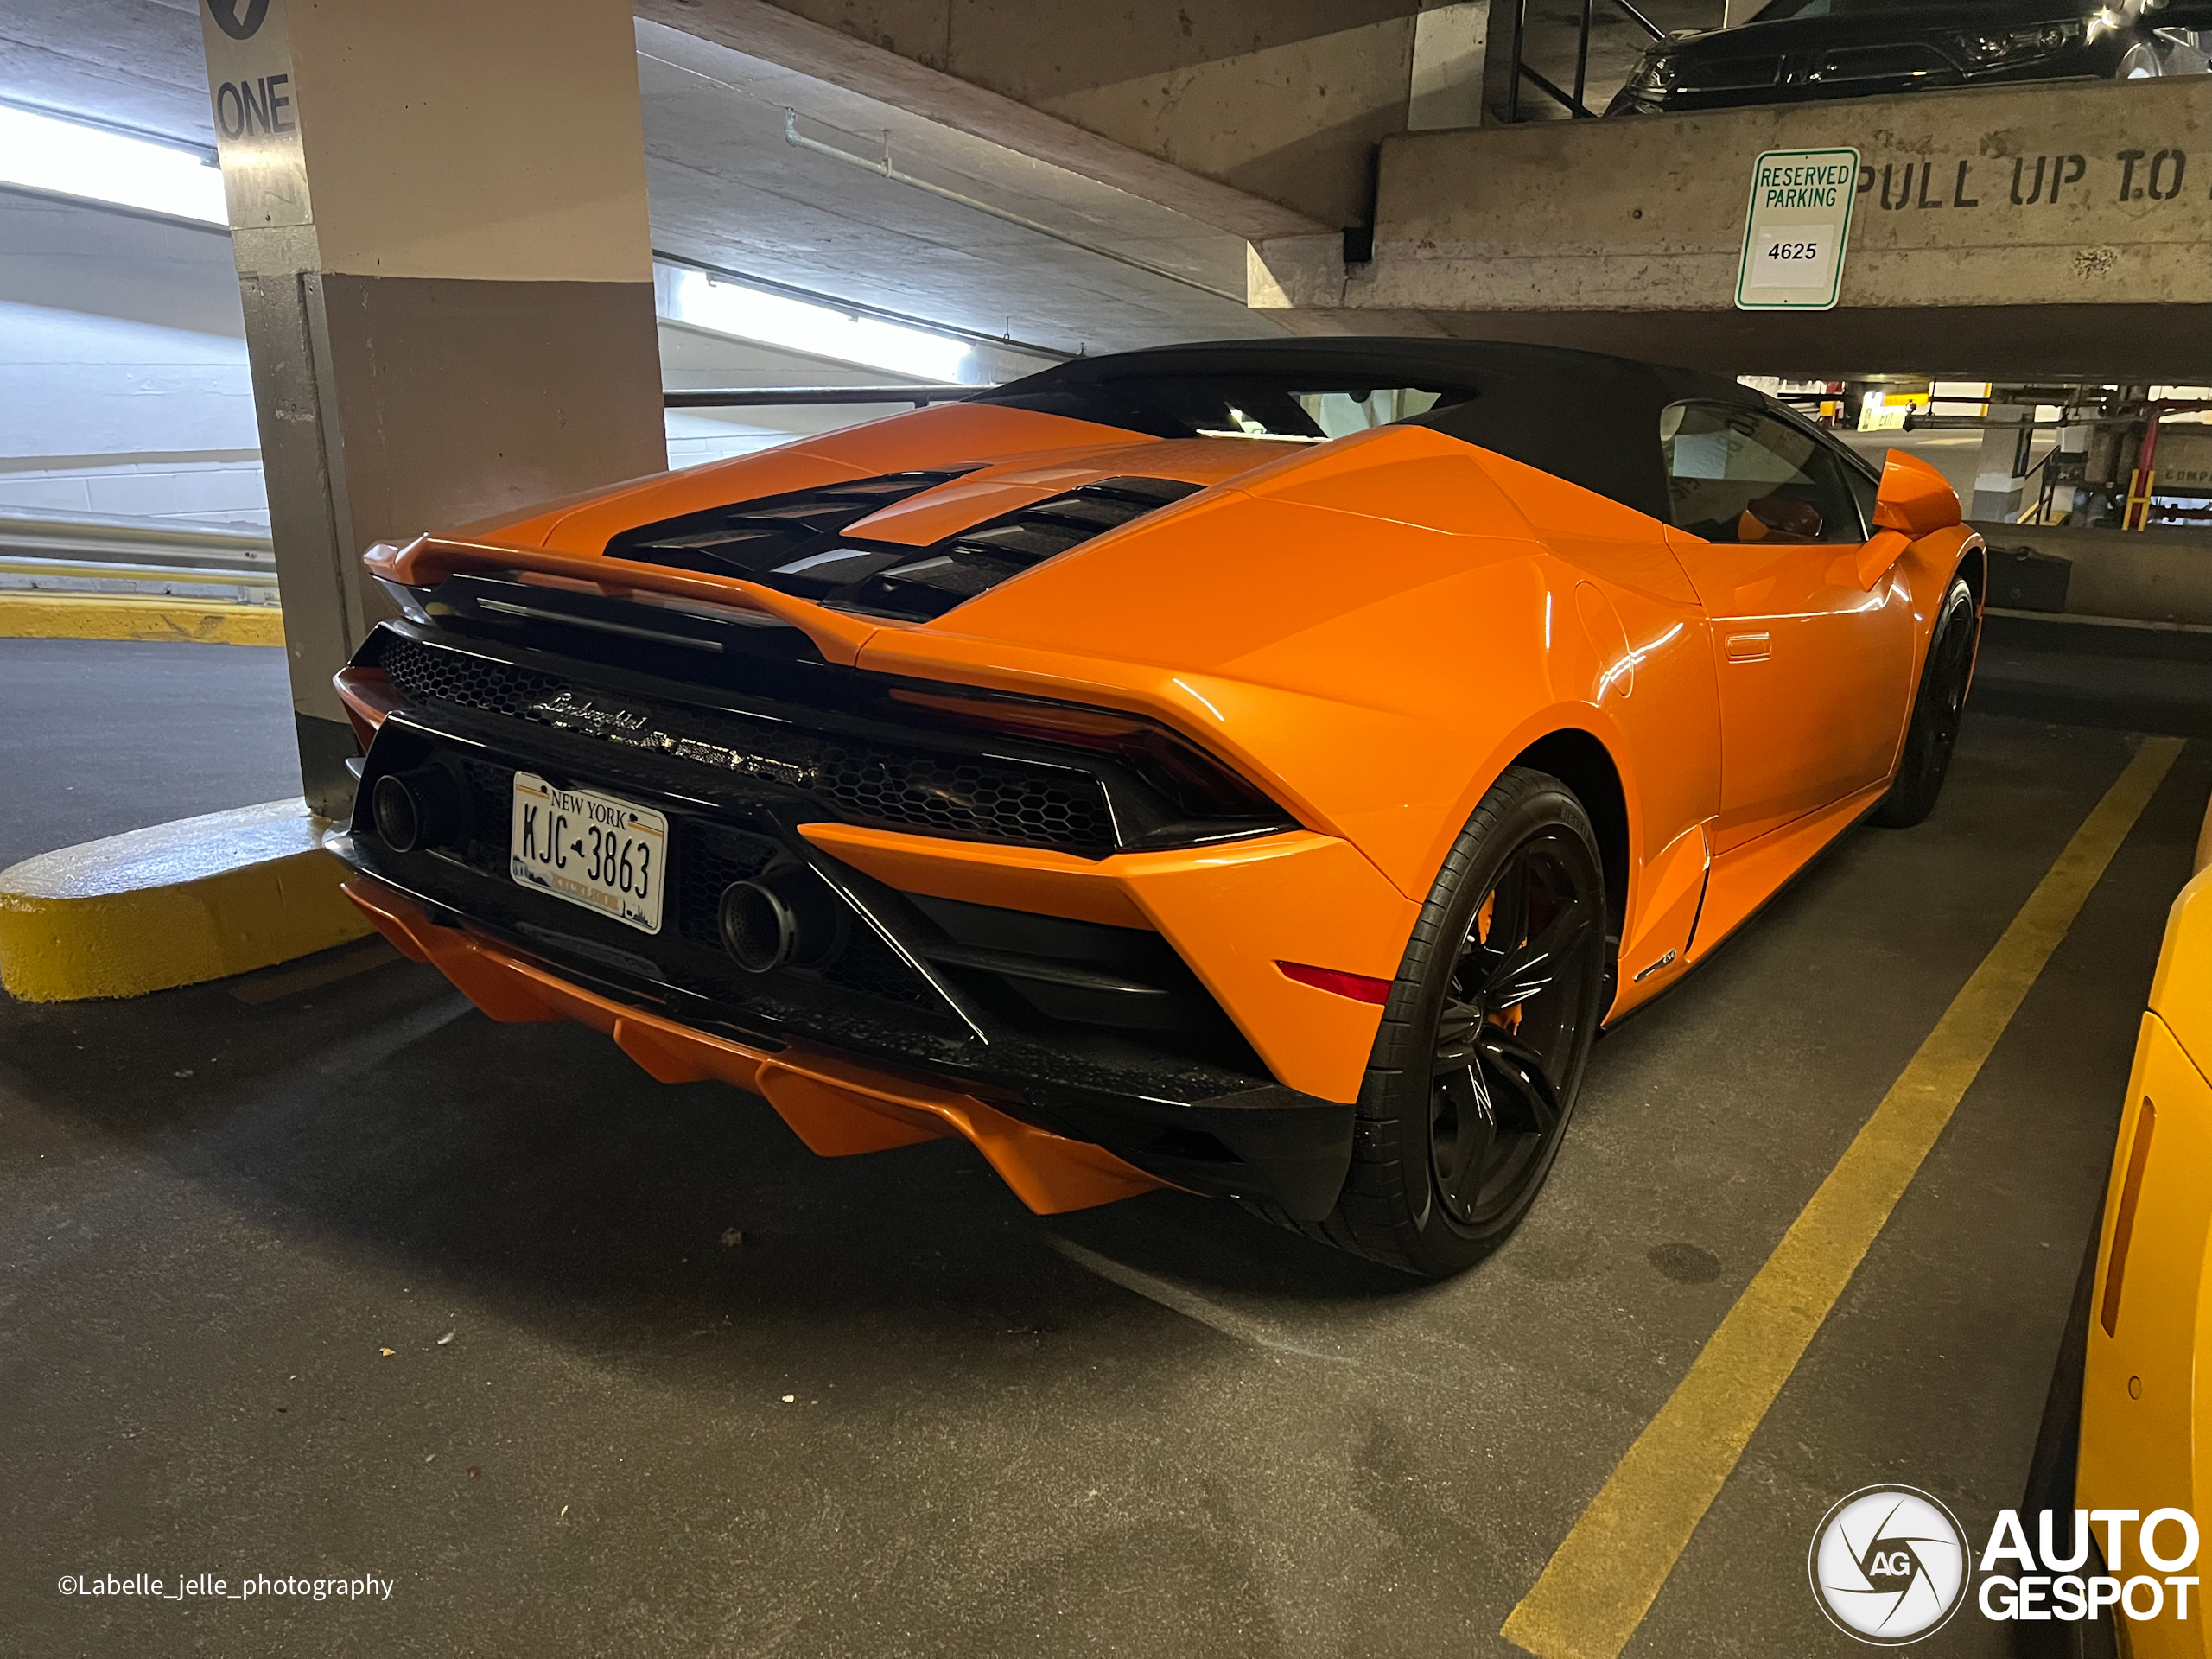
[1873,450,1963,541]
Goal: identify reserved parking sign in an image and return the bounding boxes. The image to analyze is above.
[1737,148,1859,311]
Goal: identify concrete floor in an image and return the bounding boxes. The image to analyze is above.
[0,639,297,870]
[3,708,2204,1656]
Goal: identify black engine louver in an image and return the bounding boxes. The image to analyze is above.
[607,472,1205,623]
[842,477,1201,621]
[605,471,972,581]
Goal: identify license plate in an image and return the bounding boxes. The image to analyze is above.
[509,772,667,935]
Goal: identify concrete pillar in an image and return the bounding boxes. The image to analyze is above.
[1972,402,2035,523]
[1723,1,1764,22]
[197,0,666,817]
[1409,2,1491,131]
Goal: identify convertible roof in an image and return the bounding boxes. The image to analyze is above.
[970,338,1768,523]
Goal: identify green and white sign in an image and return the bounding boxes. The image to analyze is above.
[1736,148,1859,312]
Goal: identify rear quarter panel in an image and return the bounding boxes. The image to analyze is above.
[870,426,1723,960]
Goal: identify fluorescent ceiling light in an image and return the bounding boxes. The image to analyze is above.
[0,104,226,226]
[666,267,974,384]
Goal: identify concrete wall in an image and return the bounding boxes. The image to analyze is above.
[0,193,264,526]
[1979,520,2212,627]
[0,195,986,531]
[1289,75,2212,378]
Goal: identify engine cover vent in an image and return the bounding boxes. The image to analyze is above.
[606,470,973,581]
[836,476,1204,621]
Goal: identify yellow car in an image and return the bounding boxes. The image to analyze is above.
[2042,789,2212,1656]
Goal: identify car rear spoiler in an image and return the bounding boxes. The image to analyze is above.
[362,534,887,665]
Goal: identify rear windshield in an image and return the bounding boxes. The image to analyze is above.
[970,346,1754,524]
[976,375,1474,442]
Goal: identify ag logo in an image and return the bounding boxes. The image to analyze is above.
[1810,1487,1969,1645]
[206,0,270,41]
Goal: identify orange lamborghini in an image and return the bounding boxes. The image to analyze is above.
[332,340,1983,1277]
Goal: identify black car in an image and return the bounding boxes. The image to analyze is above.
[1608,0,2210,116]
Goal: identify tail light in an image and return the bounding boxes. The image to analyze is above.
[881,683,1285,828]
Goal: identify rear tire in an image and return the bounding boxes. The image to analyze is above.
[1249,766,1609,1278]
[1872,575,1978,830]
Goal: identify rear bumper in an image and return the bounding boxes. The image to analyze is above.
[340,868,1358,1219]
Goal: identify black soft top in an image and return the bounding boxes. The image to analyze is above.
[970,338,1771,524]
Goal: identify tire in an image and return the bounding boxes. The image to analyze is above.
[1250,766,1610,1278]
[1872,575,1978,830]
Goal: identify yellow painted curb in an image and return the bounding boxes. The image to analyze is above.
[0,592,283,646]
[0,799,371,1002]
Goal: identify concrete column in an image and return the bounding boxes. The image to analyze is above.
[1972,402,2035,523]
[197,0,666,817]
[1409,2,1490,131]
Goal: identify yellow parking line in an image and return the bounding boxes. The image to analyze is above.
[1502,735,2187,1659]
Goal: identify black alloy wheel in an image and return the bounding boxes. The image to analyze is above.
[1428,830,1602,1230]
[1873,575,1979,830]
[1250,766,1611,1277]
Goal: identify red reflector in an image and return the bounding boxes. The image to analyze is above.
[1276,961,1392,1005]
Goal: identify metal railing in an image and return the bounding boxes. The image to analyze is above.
[1503,0,1668,123]
[0,512,278,605]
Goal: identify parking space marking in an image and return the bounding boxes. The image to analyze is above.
[1046,1236,1354,1363]
[1502,735,2185,1659]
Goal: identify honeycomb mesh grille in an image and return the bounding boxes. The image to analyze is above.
[808,751,1109,848]
[382,638,561,716]
[378,635,1115,853]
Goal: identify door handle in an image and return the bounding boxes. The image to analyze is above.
[1725,632,1771,663]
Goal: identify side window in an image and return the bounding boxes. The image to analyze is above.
[1659,402,1865,545]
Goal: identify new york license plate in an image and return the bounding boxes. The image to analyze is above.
[509,772,667,934]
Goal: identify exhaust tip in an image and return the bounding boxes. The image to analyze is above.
[719,880,798,973]
[372,773,424,852]
[371,765,468,853]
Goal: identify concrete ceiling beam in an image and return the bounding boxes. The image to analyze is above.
[638,0,1411,243]
[1277,74,2212,379]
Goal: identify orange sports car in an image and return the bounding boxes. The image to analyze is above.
[332,340,1983,1277]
